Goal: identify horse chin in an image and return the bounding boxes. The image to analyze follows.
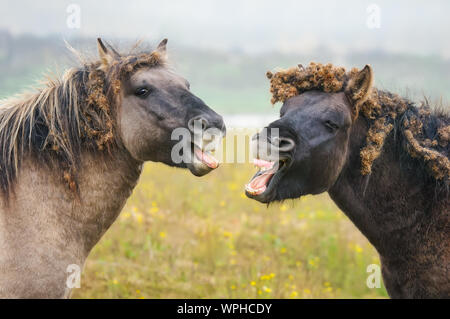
[248,187,304,204]
[186,162,215,176]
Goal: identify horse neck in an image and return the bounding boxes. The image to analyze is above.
[72,149,143,252]
[9,148,142,257]
[328,116,441,258]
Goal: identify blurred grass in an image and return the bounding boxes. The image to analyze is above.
[72,145,388,299]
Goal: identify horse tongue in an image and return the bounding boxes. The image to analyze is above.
[250,173,272,189]
[194,148,219,169]
[246,170,275,195]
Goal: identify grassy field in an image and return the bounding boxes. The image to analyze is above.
[72,151,388,299]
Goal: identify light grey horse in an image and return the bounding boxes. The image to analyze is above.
[0,38,225,298]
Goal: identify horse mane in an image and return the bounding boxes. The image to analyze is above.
[266,62,450,185]
[0,42,165,198]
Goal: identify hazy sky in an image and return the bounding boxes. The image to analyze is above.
[1,0,450,57]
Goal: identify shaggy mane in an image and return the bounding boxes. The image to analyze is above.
[0,43,165,198]
[267,62,450,183]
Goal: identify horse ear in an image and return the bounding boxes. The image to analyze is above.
[104,41,120,58]
[345,65,374,109]
[97,38,114,71]
[156,38,168,56]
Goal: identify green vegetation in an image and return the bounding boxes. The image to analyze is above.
[72,160,387,299]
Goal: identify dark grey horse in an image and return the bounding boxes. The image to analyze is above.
[246,63,449,298]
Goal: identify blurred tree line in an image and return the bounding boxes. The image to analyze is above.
[1,29,449,113]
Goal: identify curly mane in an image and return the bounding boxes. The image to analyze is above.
[267,62,450,183]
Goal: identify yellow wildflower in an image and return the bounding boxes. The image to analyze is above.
[308,257,320,268]
[135,213,144,224]
[263,286,272,293]
[323,287,333,293]
[223,231,233,238]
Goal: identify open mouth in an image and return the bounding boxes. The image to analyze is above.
[186,142,220,176]
[245,157,289,196]
[193,144,219,169]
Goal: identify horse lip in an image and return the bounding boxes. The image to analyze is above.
[187,163,213,176]
[255,150,293,165]
[186,158,214,176]
[279,153,294,169]
[278,153,293,163]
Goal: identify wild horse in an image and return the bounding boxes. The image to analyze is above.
[246,62,449,298]
[0,38,225,298]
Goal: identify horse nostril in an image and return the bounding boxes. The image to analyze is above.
[188,116,209,133]
[275,137,296,152]
[269,136,295,152]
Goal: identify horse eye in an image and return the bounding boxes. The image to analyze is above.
[324,120,339,131]
[134,87,150,98]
